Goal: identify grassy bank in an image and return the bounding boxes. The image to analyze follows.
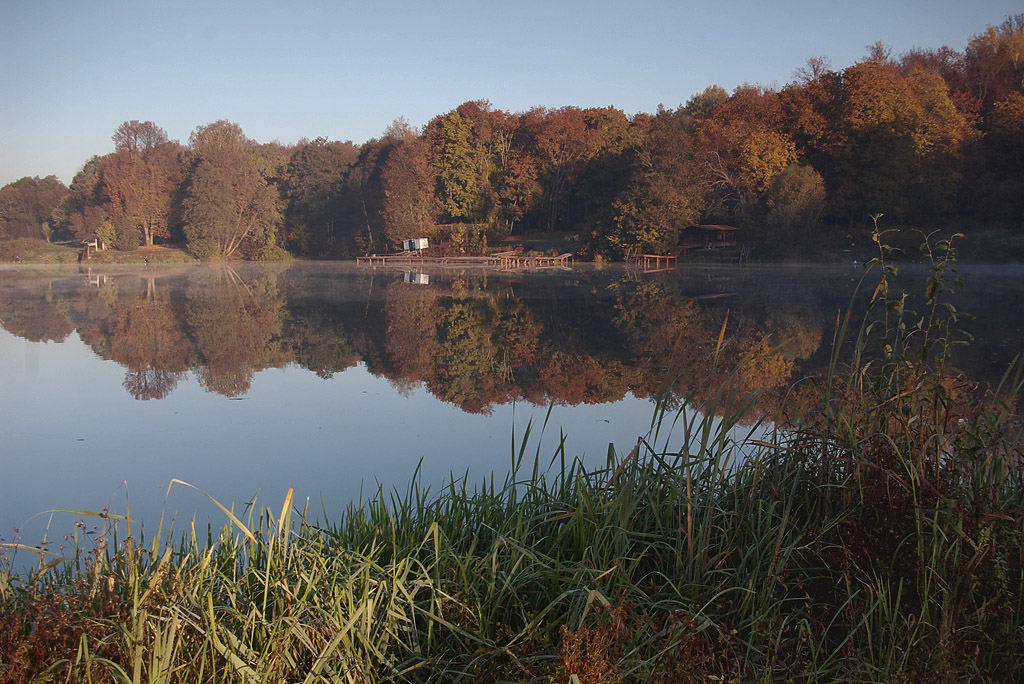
[0,239,195,265]
[0,239,84,265]
[83,245,195,265]
[2,234,1022,683]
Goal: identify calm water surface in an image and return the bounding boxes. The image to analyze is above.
[1,261,1020,554]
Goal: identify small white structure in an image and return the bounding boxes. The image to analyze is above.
[402,237,429,251]
[403,272,430,285]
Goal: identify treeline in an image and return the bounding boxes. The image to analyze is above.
[2,16,1023,259]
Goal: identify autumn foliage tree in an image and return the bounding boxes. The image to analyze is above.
[823,58,970,223]
[427,107,490,224]
[965,15,1024,112]
[695,86,796,222]
[972,91,1024,225]
[182,121,281,259]
[593,108,700,256]
[284,137,358,255]
[54,157,111,245]
[102,121,183,247]
[0,176,68,241]
[334,138,390,254]
[763,163,826,231]
[381,136,438,246]
[525,107,600,230]
[491,118,541,233]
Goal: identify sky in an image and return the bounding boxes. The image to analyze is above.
[1,0,1020,188]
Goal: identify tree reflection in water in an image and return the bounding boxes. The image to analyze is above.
[185,266,285,397]
[11,262,1011,420]
[110,277,188,400]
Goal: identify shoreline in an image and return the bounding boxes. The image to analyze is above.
[5,225,1024,267]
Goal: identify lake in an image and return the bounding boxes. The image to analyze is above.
[2,261,1021,558]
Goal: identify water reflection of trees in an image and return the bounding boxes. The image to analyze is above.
[370,273,826,414]
[185,267,285,397]
[110,281,188,400]
[0,266,831,410]
[0,276,75,343]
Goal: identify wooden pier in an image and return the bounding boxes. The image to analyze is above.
[638,254,677,269]
[495,252,573,269]
[356,251,573,270]
[625,253,678,272]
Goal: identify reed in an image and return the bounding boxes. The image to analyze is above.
[1,229,1021,683]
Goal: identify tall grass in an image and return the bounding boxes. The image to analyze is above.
[2,229,1021,683]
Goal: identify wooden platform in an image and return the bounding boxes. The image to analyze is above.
[356,251,573,269]
[625,253,678,272]
[637,254,677,268]
[496,252,573,268]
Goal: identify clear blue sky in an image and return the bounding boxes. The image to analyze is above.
[1,0,1019,188]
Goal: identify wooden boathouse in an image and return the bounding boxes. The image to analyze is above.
[681,225,740,253]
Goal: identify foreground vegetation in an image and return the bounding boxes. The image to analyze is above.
[1,235,1022,683]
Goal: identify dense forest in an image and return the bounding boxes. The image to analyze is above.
[2,16,1023,260]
